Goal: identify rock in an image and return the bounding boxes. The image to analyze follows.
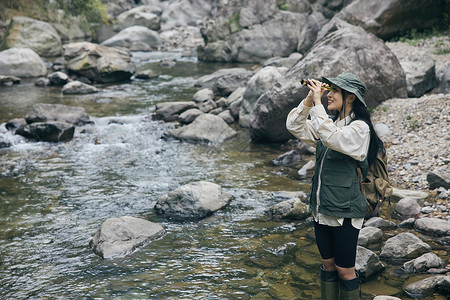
[62,81,98,94]
[357,226,383,247]
[198,99,217,113]
[168,114,237,144]
[48,72,69,86]
[415,217,450,236]
[427,171,450,190]
[239,66,287,128]
[217,110,234,124]
[380,232,431,260]
[159,26,204,50]
[374,123,390,138]
[398,218,415,228]
[5,118,27,134]
[178,108,204,124]
[298,160,315,179]
[393,197,421,219]
[355,246,385,281]
[266,198,309,221]
[373,297,401,300]
[101,26,162,51]
[228,96,242,120]
[263,53,303,69]
[387,42,437,97]
[154,181,233,220]
[193,88,214,103]
[272,150,302,166]
[297,10,328,54]
[25,103,92,126]
[271,191,307,202]
[390,188,428,202]
[116,5,161,31]
[90,216,165,259]
[51,12,88,44]
[403,252,445,273]
[160,0,212,30]
[134,69,158,80]
[16,122,75,142]
[34,77,51,87]
[249,19,407,142]
[364,217,396,230]
[1,16,62,57]
[0,48,47,77]
[335,0,442,40]
[64,42,136,83]
[0,75,21,85]
[195,68,254,97]
[404,275,449,299]
[155,101,197,121]
[438,61,450,93]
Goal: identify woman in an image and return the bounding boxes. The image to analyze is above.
[286,72,385,300]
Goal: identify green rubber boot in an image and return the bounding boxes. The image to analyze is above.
[320,267,339,300]
[339,274,360,300]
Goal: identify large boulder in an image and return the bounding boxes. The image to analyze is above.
[160,0,214,30]
[168,114,237,144]
[64,42,136,83]
[1,16,62,57]
[414,218,450,237]
[116,5,161,31]
[239,66,288,128]
[15,122,75,142]
[0,47,47,77]
[403,252,446,273]
[380,232,431,260]
[248,19,407,142]
[198,0,310,63]
[90,216,166,259]
[25,103,92,126]
[404,275,450,299]
[335,0,442,40]
[101,26,162,51]
[194,68,254,97]
[355,246,385,281]
[154,181,233,220]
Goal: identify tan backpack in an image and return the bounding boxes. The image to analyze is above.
[356,152,393,218]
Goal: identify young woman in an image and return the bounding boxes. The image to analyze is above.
[286,72,385,300]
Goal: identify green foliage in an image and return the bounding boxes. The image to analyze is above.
[277,1,290,11]
[55,0,108,25]
[227,12,241,32]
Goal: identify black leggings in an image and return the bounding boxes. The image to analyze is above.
[314,218,360,268]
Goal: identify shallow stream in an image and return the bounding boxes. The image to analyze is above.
[0,52,446,299]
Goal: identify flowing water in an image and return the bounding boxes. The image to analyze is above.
[0,52,446,299]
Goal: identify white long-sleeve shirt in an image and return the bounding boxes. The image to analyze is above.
[286,100,371,229]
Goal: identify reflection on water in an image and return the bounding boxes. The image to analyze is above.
[0,52,445,299]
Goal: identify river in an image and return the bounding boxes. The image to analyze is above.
[0,51,442,299]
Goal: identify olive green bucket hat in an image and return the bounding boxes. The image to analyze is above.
[322,72,367,107]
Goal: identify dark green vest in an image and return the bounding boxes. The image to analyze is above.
[308,141,369,218]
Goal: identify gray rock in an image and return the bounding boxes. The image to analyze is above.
[25,103,92,126]
[217,110,234,124]
[62,81,98,94]
[415,218,450,236]
[0,75,21,85]
[263,53,302,69]
[101,26,162,51]
[5,118,27,134]
[48,71,69,86]
[427,171,450,190]
[271,191,307,202]
[51,13,87,44]
[266,198,309,221]
[374,123,390,138]
[239,66,287,128]
[364,217,396,229]
[195,68,253,96]
[168,114,236,144]
[380,232,431,260]
[34,77,51,87]
[357,226,383,247]
[372,297,401,300]
[272,150,302,166]
[134,69,158,80]
[228,96,242,119]
[155,101,197,121]
[193,88,214,103]
[404,275,449,299]
[198,99,217,113]
[398,218,415,228]
[391,188,428,202]
[116,5,161,31]
[298,160,315,179]
[64,42,136,83]
[403,252,445,273]
[249,19,407,142]
[159,26,204,50]
[90,216,165,259]
[226,87,246,107]
[297,10,328,54]
[0,47,47,77]
[336,0,441,40]
[154,181,233,220]
[16,122,75,142]
[438,61,450,93]
[178,108,204,125]
[2,16,62,57]
[160,0,212,30]
[355,246,385,281]
[394,197,421,218]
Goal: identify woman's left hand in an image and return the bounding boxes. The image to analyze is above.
[306,79,327,106]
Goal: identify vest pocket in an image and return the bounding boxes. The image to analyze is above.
[321,173,354,208]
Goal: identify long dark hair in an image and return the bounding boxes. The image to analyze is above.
[331,90,386,166]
